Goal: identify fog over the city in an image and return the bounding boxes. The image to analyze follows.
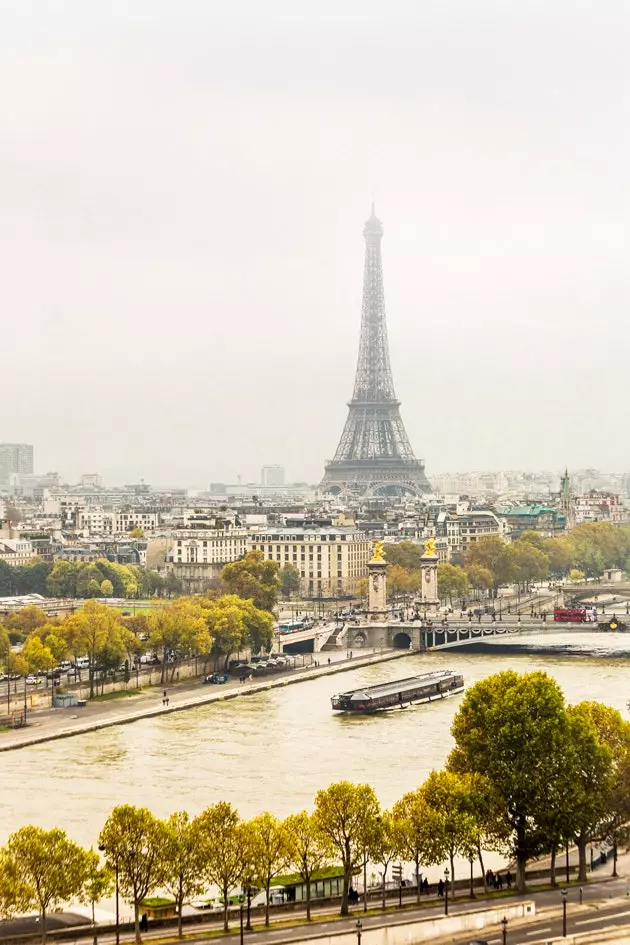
[1,1,628,487]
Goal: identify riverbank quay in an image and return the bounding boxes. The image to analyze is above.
[0,648,412,753]
[1,857,625,945]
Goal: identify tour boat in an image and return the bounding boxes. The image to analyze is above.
[331,670,464,713]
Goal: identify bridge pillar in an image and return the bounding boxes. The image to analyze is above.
[419,542,440,619]
[367,556,388,622]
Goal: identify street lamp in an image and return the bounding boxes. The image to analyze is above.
[444,867,449,916]
[561,888,568,938]
[501,915,508,944]
[355,918,362,945]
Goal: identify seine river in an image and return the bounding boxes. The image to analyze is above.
[2,634,629,848]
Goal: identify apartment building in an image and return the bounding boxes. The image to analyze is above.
[166,528,249,593]
[248,527,371,596]
[0,538,37,566]
[77,509,160,535]
[0,444,34,486]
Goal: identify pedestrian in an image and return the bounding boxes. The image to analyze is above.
[422,877,429,895]
[327,657,331,665]
[506,870,512,889]
[162,690,167,706]
[166,696,170,706]
[437,878,444,897]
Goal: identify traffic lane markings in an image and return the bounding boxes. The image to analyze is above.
[575,908,630,926]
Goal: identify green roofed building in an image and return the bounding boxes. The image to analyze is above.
[496,504,567,538]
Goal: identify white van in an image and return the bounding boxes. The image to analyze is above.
[75,657,90,669]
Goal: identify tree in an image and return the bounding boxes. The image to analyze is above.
[392,788,441,903]
[458,773,510,891]
[61,601,130,697]
[543,538,573,579]
[0,853,23,919]
[284,812,330,921]
[465,565,493,597]
[386,566,419,599]
[568,568,586,583]
[420,769,477,895]
[76,564,107,598]
[99,805,167,944]
[449,670,569,891]
[511,541,549,588]
[148,599,211,683]
[279,565,301,600]
[313,781,380,916]
[195,802,246,932]
[465,537,515,595]
[369,811,398,911]
[101,579,114,597]
[5,605,48,635]
[161,812,206,937]
[354,577,368,600]
[1,826,88,943]
[21,635,56,674]
[437,564,470,605]
[221,550,280,612]
[203,595,273,668]
[384,542,425,571]
[130,527,145,538]
[80,849,114,927]
[518,531,547,552]
[566,702,630,881]
[248,813,291,926]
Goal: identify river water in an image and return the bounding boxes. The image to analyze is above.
[1,634,629,848]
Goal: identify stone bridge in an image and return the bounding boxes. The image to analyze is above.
[344,619,621,652]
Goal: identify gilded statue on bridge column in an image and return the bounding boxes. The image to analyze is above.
[371,541,386,562]
[423,538,437,557]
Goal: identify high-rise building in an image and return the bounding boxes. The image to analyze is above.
[321,207,431,497]
[261,465,285,487]
[0,444,34,486]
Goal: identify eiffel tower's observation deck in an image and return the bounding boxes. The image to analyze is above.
[321,207,431,497]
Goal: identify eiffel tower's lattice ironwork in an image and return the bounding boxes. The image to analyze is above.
[321,207,431,497]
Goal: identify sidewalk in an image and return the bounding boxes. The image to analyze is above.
[0,648,411,753]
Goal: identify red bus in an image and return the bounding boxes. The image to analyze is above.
[553,607,587,623]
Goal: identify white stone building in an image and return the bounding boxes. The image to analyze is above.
[248,527,371,596]
[0,538,37,566]
[166,528,249,593]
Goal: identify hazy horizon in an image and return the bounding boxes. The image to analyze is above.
[2,1,628,487]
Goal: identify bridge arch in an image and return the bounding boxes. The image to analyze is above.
[350,629,368,648]
[392,631,412,649]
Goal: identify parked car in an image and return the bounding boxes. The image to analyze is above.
[203,673,230,685]
[25,675,39,685]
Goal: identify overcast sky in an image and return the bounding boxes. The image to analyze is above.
[1,1,628,487]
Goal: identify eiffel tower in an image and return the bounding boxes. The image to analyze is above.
[321,206,431,497]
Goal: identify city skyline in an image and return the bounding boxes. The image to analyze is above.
[1,2,628,485]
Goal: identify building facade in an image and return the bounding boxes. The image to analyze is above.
[248,527,371,596]
[76,509,160,535]
[0,444,34,486]
[261,466,285,487]
[0,538,36,566]
[166,528,249,593]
